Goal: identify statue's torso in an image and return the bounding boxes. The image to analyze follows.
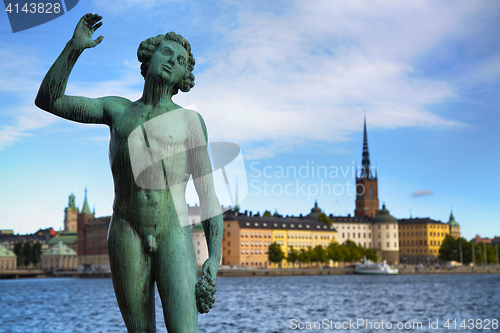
[108,102,196,237]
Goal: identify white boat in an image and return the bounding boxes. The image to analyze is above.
[355,260,398,275]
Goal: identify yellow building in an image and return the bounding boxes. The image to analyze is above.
[222,212,337,268]
[398,218,450,265]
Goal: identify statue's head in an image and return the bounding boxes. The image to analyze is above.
[137,32,195,95]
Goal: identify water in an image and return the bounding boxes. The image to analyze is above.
[0,274,499,332]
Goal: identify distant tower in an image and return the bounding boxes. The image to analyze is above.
[355,116,379,218]
[77,188,95,259]
[64,193,79,232]
[448,211,461,239]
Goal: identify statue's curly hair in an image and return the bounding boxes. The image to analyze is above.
[137,32,195,95]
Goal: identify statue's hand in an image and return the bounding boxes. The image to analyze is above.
[72,13,104,50]
[195,257,218,313]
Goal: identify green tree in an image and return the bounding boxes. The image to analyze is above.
[439,236,480,264]
[268,242,285,265]
[22,242,33,268]
[14,242,24,267]
[364,248,378,262]
[298,247,312,266]
[343,240,363,263]
[317,213,332,225]
[32,242,42,267]
[287,246,299,267]
[262,210,272,217]
[312,245,329,266]
[327,241,345,263]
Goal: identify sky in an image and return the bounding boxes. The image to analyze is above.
[0,0,499,240]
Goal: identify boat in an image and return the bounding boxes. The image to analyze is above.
[355,259,398,275]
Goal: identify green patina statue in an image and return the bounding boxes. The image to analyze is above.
[35,13,223,332]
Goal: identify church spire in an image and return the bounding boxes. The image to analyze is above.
[360,114,375,179]
[81,188,92,215]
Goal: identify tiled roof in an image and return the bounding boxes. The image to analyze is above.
[398,218,446,225]
[224,214,337,232]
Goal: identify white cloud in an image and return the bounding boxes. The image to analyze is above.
[172,1,480,158]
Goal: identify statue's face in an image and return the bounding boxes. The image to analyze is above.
[148,40,188,87]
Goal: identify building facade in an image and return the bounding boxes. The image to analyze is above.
[398,218,450,264]
[42,242,77,271]
[222,212,337,268]
[0,244,16,270]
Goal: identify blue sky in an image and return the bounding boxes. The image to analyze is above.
[0,0,499,240]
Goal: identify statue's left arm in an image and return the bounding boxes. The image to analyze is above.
[188,113,223,282]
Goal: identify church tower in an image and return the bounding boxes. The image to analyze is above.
[355,116,379,218]
[64,193,79,232]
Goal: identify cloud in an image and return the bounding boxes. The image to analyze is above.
[0,103,57,149]
[172,1,484,158]
[411,190,434,198]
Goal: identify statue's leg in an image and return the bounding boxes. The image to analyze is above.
[155,227,198,333]
[108,218,156,333]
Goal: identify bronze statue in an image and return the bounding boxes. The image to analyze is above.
[35,13,223,332]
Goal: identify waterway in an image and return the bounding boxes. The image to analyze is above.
[0,274,498,332]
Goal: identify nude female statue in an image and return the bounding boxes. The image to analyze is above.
[35,13,223,332]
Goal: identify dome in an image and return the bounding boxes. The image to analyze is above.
[448,212,460,227]
[306,201,322,220]
[373,203,397,224]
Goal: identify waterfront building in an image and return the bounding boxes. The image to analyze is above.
[473,235,492,244]
[0,230,51,252]
[222,212,337,268]
[448,212,461,239]
[41,242,77,271]
[0,244,16,270]
[188,204,231,268]
[398,218,450,264]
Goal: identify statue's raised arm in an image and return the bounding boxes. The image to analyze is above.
[35,13,129,126]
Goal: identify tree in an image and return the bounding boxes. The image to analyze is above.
[268,242,285,265]
[287,246,299,267]
[14,242,24,267]
[312,245,329,266]
[327,241,345,263]
[317,213,332,225]
[439,236,475,264]
[32,242,42,267]
[22,242,33,268]
[343,240,363,263]
[262,210,272,217]
[298,247,312,266]
[364,248,378,262]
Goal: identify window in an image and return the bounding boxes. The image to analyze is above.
[394,233,397,238]
[378,242,381,249]
[369,185,374,199]
[228,241,231,246]
[387,242,389,248]
[394,242,397,248]
[228,250,231,255]
[386,225,389,229]
[228,232,230,237]
[352,233,355,238]
[378,225,381,230]
[386,233,389,238]
[342,233,345,238]
[378,233,381,238]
